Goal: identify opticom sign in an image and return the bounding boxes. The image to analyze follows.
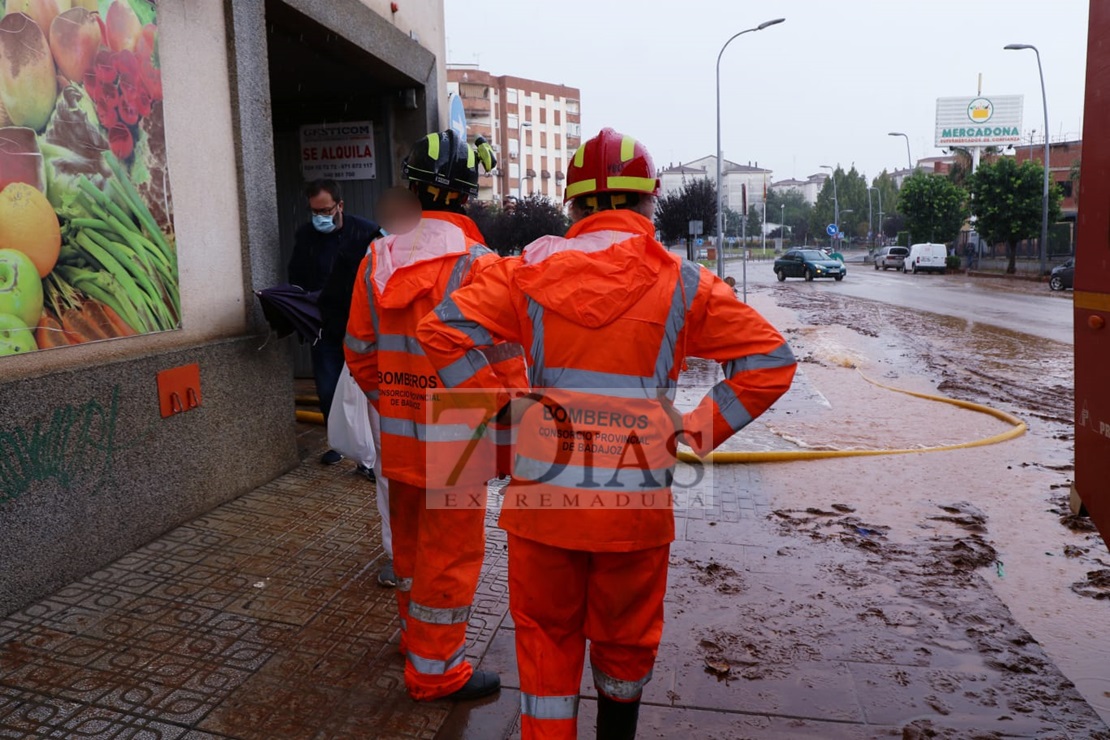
[935,95,1023,146]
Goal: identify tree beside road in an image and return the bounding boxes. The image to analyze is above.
[968,157,1062,274]
[897,171,968,245]
[654,177,717,247]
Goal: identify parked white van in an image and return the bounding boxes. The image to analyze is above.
[905,243,947,274]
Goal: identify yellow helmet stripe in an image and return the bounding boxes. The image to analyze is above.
[564,178,597,199]
[573,144,586,168]
[426,133,440,161]
[467,144,475,169]
[620,136,637,162]
[606,176,656,193]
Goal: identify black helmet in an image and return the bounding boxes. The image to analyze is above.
[402,130,496,197]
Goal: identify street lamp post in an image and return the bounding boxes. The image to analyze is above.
[867,187,874,248]
[780,202,785,246]
[888,132,912,172]
[839,209,853,251]
[820,164,838,249]
[876,188,883,246]
[868,186,884,248]
[1005,43,1050,275]
[761,200,767,253]
[517,121,532,202]
[716,17,785,289]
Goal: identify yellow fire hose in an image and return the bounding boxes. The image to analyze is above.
[677,370,1027,464]
[296,409,325,425]
[294,372,1027,464]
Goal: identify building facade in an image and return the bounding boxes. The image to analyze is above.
[0,0,447,617]
[659,156,773,214]
[770,174,826,205]
[447,65,581,203]
[1015,139,1081,219]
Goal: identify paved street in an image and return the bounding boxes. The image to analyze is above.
[1,273,1107,739]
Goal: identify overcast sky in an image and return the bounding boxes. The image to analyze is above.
[445,0,1089,183]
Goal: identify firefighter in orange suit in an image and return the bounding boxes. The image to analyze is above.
[345,129,519,702]
[416,128,797,738]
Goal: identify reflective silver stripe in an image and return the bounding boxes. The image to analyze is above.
[364,389,380,403]
[520,693,579,720]
[444,245,492,294]
[363,262,380,336]
[439,342,525,389]
[408,601,472,625]
[397,577,413,592]
[438,354,485,389]
[711,381,753,431]
[379,416,480,443]
[400,617,408,631]
[723,343,796,376]
[407,643,467,676]
[435,297,493,347]
[446,253,472,295]
[537,368,656,399]
[526,298,546,387]
[593,667,652,701]
[344,332,376,354]
[654,261,702,387]
[378,333,425,355]
[513,455,671,491]
[680,259,701,311]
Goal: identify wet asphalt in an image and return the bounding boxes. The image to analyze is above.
[1,262,1108,739]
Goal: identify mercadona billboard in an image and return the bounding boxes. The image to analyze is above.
[935,95,1023,147]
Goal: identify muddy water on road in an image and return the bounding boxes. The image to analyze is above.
[684,283,1110,724]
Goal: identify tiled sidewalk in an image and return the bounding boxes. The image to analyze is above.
[3,435,1108,738]
[0,456,509,739]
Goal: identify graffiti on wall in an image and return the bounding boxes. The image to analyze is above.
[0,0,178,356]
[0,385,120,502]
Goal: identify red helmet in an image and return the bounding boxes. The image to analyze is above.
[564,128,661,203]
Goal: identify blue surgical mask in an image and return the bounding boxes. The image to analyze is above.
[312,214,337,233]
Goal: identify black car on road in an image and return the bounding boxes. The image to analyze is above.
[1049,259,1074,291]
[774,249,846,282]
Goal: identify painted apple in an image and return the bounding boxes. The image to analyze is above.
[0,311,37,355]
[0,248,44,327]
[49,7,105,82]
[0,12,58,132]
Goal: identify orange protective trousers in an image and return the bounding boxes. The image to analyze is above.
[390,480,487,700]
[508,534,669,739]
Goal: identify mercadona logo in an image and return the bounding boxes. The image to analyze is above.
[967,98,994,123]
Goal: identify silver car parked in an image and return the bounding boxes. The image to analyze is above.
[873,246,909,271]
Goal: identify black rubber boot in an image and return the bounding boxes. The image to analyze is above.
[596,694,640,739]
[440,669,501,701]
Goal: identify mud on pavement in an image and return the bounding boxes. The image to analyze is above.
[698,281,1110,736]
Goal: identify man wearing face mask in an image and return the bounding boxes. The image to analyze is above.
[288,178,384,467]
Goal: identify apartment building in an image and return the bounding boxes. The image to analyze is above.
[447,64,581,202]
[659,156,773,213]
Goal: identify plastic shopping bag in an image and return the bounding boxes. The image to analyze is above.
[328,364,376,467]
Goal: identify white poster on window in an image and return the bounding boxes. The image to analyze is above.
[300,121,377,180]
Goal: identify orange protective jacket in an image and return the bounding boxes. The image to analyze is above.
[345,211,524,488]
[417,209,796,551]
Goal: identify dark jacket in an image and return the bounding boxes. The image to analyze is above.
[287,213,382,344]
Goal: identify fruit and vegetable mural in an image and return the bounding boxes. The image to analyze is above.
[0,0,176,356]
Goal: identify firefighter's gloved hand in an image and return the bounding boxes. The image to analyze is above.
[475,136,497,173]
